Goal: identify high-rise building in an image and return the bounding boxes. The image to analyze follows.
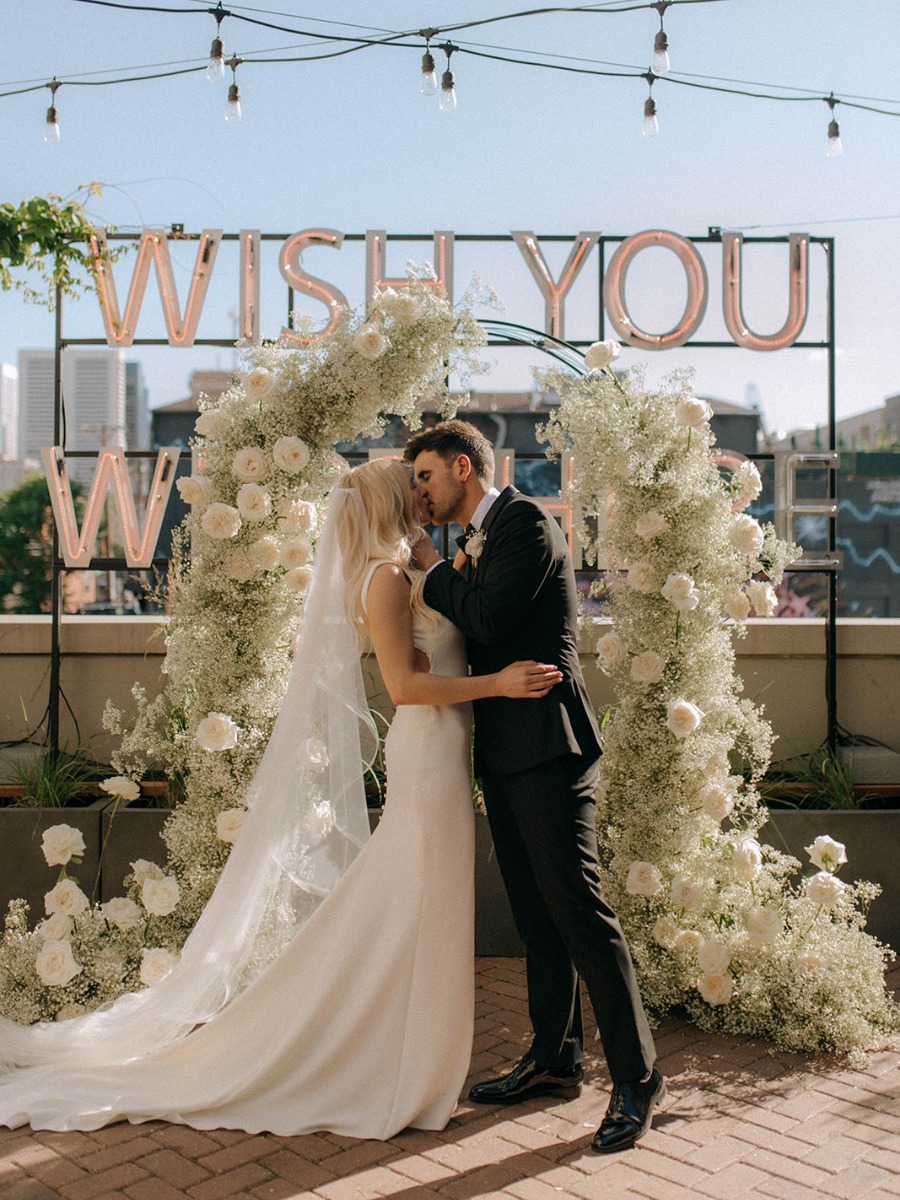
[125,360,151,450]
[0,363,17,460]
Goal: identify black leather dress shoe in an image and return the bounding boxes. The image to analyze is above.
[469,1056,583,1105]
[591,1067,666,1153]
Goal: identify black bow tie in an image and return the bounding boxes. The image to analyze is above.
[456,523,477,553]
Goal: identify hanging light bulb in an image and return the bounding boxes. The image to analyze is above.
[825,95,843,157]
[439,44,457,112]
[44,80,61,143]
[207,36,225,82]
[226,82,241,123]
[642,75,658,137]
[421,50,438,96]
[652,29,670,76]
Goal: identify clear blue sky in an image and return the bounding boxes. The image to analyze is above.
[0,1,895,438]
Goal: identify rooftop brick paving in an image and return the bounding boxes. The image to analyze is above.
[2,958,898,1200]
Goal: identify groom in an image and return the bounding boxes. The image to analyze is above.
[406,419,664,1154]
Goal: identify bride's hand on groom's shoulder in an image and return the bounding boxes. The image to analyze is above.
[496,661,563,700]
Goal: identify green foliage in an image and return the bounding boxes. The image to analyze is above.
[3,743,104,808]
[764,745,873,811]
[0,475,82,613]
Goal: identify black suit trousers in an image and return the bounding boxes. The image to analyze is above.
[480,753,656,1084]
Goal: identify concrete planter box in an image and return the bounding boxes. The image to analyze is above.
[0,798,107,922]
[760,808,900,950]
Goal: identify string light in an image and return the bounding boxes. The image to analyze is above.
[642,73,659,136]
[826,94,843,157]
[225,55,242,123]
[420,29,438,97]
[206,4,227,83]
[439,43,457,113]
[651,1,671,76]
[44,78,61,143]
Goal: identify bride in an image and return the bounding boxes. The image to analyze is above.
[0,458,561,1138]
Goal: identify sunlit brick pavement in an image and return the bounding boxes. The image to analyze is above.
[2,959,898,1200]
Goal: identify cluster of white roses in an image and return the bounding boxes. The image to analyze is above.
[540,357,896,1054]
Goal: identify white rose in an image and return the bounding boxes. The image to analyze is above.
[278,498,316,534]
[99,776,141,802]
[41,824,87,867]
[728,514,765,556]
[140,947,179,987]
[284,566,314,593]
[226,547,256,583]
[237,483,272,522]
[35,940,82,988]
[700,783,734,822]
[630,651,665,685]
[232,447,268,483]
[243,367,274,399]
[674,929,702,951]
[661,573,701,612]
[670,875,704,910]
[248,537,280,572]
[195,408,230,439]
[724,590,752,622]
[733,836,763,881]
[130,859,164,886]
[102,896,143,930]
[583,340,621,371]
[697,938,731,976]
[746,579,777,618]
[595,631,628,672]
[805,835,848,874]
[176,474,215,507]
[44,879,89,918]
[674,396,712,427]
[666,697,704,738]
[201,502,241,540]
[735,460,763,501]
[352,323,390,360]
[55,1002,88,1021]
[272,436,311,475]
[699,972,733,1006]
[652,915,679,948]
[278,536,312,570]
[216,807,246,844]
[805,871,846,908]
[384,292,424,325]
[794,951,826,975]
[635,510,669,540]
[141,875,181,917]
[36,912,72,941]
[305,738,329,771]
[627,561,657,593]
[745,905,783,945]
[625,861,664,897]
[195,712,240,752]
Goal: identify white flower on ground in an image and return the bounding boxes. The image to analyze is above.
[583,340,621,371]
[41,824,86,867]
[243,367,274,399]
[746,579,777,617]
[699,973,733,1006]
[697,938,731,976]
[805,835,848,873]
[733,836,763,881]
[278,536,312,570]
[734,460,763,501]
[674,396,712,427]
[248,537,280,572]
[305,738,329,771]
[141,875,181,917]
[653,915,679,948]
[35,940,82,987]
[625,861,664,897]
[278,498,317,534]
[100,776,141,802]
[635,510,669,540]
[661,573,701,612]
[176,475,215,507]
[195,712,240,752]
[666,698,704,738]
[102,896,143,930]
[195,408,230,439]
[630,651,665,685]
[670,875,704,910]
[627,561,657,593]
[352,323,389,360]
[216,808,246,844]
[806,871,846,908]
[130,859,164,886]
[140,948,179,987]
[382,291,424,325]
[745,905,783,944]
[44,879,89,918]
[595,631,628,672]
[55,1003,88,1021]
[232,447,268,483]
[728,514,765,556]
[226,548,256,583]
[794,951,826,974]
[201,502,241,540]
[272,436,311,474]
[700,783,734,822]
[284,566,313,593]
[724,590,752,622]
[673,929,702,951]
[36,913,72,941]
[237,483,272,522]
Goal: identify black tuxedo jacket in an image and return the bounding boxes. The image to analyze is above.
[423,486,601,776]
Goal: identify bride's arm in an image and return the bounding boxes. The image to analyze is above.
[365,563,561,706]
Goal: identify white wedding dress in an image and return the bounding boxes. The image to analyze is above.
[0,564,475,1138]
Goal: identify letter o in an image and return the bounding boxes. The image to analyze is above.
[602,230,708,350]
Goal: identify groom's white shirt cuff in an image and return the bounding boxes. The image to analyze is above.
[425,487,500,575]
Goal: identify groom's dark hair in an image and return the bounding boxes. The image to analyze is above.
[404,419,495,486]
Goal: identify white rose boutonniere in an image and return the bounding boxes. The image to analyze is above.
[352,323,389,360]
[465,529,486,562]
[41,824,87,867]
[583,340,621,372]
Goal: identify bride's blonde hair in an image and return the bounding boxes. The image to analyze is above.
[336,458,437,644]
